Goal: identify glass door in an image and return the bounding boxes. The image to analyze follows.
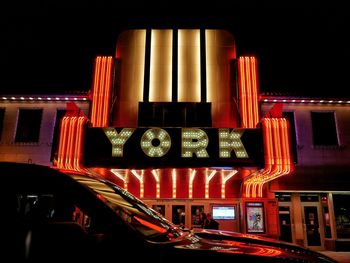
[278,204,293,243]
[191,205,205,229]
[172,205,186,227]
[301,203,324,250]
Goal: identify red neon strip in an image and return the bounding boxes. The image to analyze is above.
[245,57,253,128]
[91,57,102,127]
[238,57,260,128]
[66,117,78,170]
[250,58,260,126]
[57,117,69,168]
[102,57,113,127]
[96,58,107,127]
[74,117,87,170]
[134,216,167,234]
[244,117,294,198]
[238,58,247,128]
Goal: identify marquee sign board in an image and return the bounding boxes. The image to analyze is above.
[83,127,264,168]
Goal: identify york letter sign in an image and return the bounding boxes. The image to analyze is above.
[83,127,264,168]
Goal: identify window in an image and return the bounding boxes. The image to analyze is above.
[152,205,165,217]
[15,109,43,143]
[333,194,350,238]
[311,112,338,146]
[191,205,204,227]
[0,108,5,140]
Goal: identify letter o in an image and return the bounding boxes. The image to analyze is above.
[140,128,171,157]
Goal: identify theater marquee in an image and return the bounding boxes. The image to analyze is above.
[83,127,264,168]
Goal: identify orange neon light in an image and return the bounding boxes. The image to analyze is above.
[90,57,101,126]
[243,118,294,197]
[151,169,161,199]
[110,169,128,190]
[172,169,177,198]
[238,57,260,128]
[90,56,113,127]
[131,170,144,198]
[205,169,217,199]
[65,117,77,170]
[73,117,87,170]
[56,116,88,171]
[221,169,238,199]
[188,169,197,199]
[57,117,69,168]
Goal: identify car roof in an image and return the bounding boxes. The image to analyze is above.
[0,162,88,191]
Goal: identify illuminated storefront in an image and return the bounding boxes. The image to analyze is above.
[54,29,294,239]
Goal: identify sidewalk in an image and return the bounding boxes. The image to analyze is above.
[319,251,350,263]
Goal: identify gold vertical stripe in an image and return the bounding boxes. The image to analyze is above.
[114,30,146,126]
[178,29,200,102]
[149,30,173,102]
[206,30,236,127]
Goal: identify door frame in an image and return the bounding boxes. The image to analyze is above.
[278,201,295,243]
[301,201,325,250]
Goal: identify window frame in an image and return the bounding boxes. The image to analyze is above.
[14,108,43,143]
[310,111,339,147]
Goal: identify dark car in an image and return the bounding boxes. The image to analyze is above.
[1,162,337,262]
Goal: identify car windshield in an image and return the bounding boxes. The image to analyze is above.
[68,172,185,241]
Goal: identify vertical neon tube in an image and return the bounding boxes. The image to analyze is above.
[172,169,177,198]
[152,169,161,199]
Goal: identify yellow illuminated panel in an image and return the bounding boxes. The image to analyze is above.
[181,128,209,158]
[140,128,171,157]
[149,30,173,102]
[178,29,200,102]
[219,129,248,158]
[206,30,237,127]
[104,128,135,157]
[113,30,146,126]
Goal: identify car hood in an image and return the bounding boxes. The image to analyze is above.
[182,229,337,262]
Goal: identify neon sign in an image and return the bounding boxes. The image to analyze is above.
[84,127,263,168]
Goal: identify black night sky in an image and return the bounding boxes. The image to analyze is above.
[1,2,349,98]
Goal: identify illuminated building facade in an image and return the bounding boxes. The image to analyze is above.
[0,29,349,251]
[55,29,294,240]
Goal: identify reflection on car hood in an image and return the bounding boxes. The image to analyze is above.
[187,229,337,262]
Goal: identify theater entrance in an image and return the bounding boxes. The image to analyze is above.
[144,199,241,231]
